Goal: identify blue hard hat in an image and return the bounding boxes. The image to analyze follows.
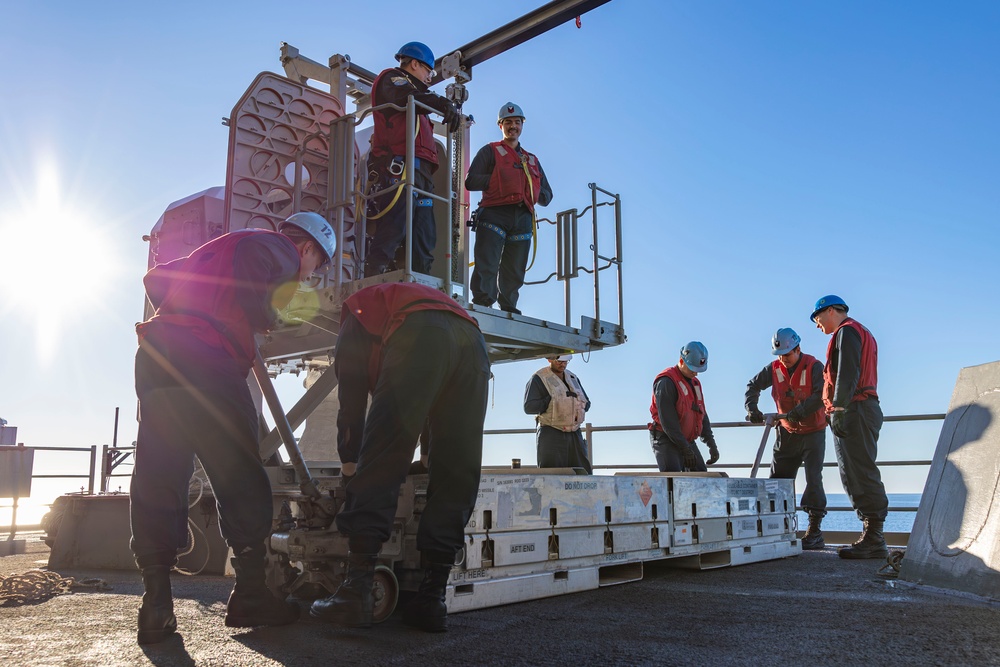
[680,341,709,373]
[771,328,801,355]
[810,294,849,322]
[395,42,435,70]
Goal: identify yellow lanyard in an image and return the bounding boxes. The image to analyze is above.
[519,155,539,271]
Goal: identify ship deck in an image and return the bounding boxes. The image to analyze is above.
[2,533,998,666]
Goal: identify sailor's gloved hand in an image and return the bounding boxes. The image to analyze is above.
[747,408,765,424]
[443,104,462,133]
[682,442,700,471]
[707,444,720,466]
[830,409,849,437]
[785,408,801,423]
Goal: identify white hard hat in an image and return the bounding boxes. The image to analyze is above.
[548,354,572,362]
[498,102,525,123]
[280,212,336,267]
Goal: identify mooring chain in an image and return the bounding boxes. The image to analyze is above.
[0,569,111,606]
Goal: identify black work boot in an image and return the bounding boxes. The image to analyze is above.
[838,518,889,560]
[310,538,380,628]
[403,554,453,633]
[801,512,826,551]
[137,566,177,644]
[225,545,300,628]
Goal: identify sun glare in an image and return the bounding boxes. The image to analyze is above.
[0,158,123,362]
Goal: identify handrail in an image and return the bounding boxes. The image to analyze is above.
[485,412,946,480]
[5,413,944,536]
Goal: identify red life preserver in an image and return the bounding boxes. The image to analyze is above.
[343,283,479,387]
[343,283,478,343]
[138,229,298,367]
[649,366,705,442]
[371,68,439,167]
[823,318,879,412]
[477,142,543,212]
[770,354,827,433]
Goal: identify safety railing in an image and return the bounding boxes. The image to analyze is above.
[524,183,624,337]
[287,95,457,292]
[484,412,946,517]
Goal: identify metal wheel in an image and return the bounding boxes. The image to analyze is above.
[372,564,399,623]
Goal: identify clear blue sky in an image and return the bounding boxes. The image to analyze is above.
[1,1,998,501]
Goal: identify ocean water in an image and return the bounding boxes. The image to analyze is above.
[797,493,921,533]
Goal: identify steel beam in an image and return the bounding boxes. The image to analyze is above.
[431,0,612,84]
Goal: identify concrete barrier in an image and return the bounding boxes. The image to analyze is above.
[899,360,1000,600]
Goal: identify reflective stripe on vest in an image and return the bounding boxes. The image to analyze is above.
[649,366,705,442]
[770,354,827,433]
[478,142,543,212]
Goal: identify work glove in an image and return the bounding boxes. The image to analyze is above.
[443,104,463,133]
[706,443,720,466]
[682,442,700,471]
[746,408,765,424]
[785,408,801,423]
[830,409,849,438]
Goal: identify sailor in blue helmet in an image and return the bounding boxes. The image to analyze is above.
[365,42,464,278]
[466,101,553,315]
[812,295,888,559]
[648,342,720,472]
[130,211,335,643]
[744,327,829,549]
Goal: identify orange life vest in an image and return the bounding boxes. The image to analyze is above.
[771,354,827,434]
[649,366,705,442]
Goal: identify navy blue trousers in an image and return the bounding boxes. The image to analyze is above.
[537,425,592,473]
[770,427,828,514]
[130,323,272,569]
[649,430,707,473]
[831,398,888,521]
[365,168,436,276]
[471,204,532,311]
[336,311,490,559]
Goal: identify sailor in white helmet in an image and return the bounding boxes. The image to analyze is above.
[131,211,335,643]
[466,102,553,315]
[523,353,592,472]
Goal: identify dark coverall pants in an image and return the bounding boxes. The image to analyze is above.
[130,322,273,568]
[365,160,436,277]
[471,203,533,312]
[537,425,592,473]
[335,310,490,559]
[831,398,888,521]
[649,430,708,473]
[770,426,828,514]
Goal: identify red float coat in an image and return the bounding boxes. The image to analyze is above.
[477,142,543,213]
[771,354,827,434]
[371,68,439,167]
[137,229,300,370]
[649,366,706,442]
[342,283,479,383]
[823,318,879,412]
